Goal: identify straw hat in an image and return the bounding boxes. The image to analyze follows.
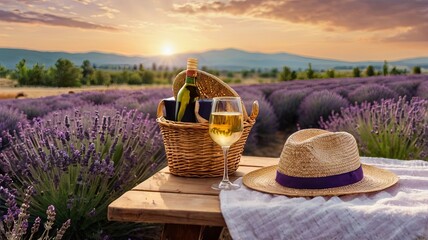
[243,129,398,196]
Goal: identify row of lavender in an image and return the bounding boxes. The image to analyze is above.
[0,74,427,238]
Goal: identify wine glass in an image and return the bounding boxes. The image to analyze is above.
[209,97,244,190]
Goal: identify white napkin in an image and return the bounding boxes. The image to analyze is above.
[220,157,428,240]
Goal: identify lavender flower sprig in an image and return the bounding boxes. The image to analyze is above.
[0,186,71,240]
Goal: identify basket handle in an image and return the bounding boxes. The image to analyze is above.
[241,100,249,121]
[249,100,259,121]
[157,99,166,119]
[194,101,208,123]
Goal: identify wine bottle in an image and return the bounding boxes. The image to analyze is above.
[175,58,199,122]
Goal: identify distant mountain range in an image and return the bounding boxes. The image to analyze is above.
[1,48,428,71]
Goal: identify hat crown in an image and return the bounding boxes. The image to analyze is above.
[278,129,360,178]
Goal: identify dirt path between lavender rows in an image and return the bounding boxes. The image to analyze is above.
[0,82,169,99]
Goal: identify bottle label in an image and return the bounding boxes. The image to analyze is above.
[185,70,197,85]
[186,70,197,78]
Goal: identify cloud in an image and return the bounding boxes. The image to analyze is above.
[386,24,428,42]
[91,4,120,19]
[173,0,428,41]
[0,9,119,31]
[74,0,94,5]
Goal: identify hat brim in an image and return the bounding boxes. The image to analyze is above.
[243,164,398,197]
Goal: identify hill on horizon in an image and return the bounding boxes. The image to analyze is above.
[1,48,428,71]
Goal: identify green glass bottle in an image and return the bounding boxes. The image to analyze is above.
[175,58,199,122]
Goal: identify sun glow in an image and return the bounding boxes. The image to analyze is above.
[162,44,174,56]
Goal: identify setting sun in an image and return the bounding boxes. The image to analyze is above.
[162,44,174,56]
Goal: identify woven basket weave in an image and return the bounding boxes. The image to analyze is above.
[156,70,259,177]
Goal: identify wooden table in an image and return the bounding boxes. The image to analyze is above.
[108,156,279,239]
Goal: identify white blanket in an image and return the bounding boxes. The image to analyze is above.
[220,157,428,240]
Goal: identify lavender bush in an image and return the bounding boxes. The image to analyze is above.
[269,89,309,129]
[0,95,86,121]
[139,97,161,119]
[0,185,71,240]
[44,95,88,112]
[139,88,171,102]
[388,81,420,99]
[321,97,428,160]
[298,90,349,128]
[0,106,166,239]
[0,106,28,151]
[79,91,122,105]
[417,81,428,99]
[113,96,141,111]
[238,89,278,149]
[333,86,350,98]
[347,84,397,104]
[1,99,54,120]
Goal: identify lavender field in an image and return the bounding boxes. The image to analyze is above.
[1,74,428,239]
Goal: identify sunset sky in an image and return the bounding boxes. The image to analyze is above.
[0,0,427,61]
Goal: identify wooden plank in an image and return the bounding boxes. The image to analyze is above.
[133,166,260,195]
[108,191,225,226]
[239,155,279,167]
[158,156,279,173]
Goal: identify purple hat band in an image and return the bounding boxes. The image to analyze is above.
[275,165,364,189]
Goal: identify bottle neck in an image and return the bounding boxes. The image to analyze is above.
[185,69,197,85]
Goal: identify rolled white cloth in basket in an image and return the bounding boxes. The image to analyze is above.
[220,157,428,240]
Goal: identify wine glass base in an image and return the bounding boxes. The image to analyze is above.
[211,180,240,190]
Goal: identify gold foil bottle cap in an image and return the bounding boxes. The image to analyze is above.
[187,58,198,70]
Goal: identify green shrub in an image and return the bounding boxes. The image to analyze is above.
[128,72,142,85]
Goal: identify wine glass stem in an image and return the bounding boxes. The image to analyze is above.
[222,146,230,183]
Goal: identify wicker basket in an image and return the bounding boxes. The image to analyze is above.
[156,70,259,177]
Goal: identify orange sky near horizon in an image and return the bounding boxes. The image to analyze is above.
[0,0,427,62]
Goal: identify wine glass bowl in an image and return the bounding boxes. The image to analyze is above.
[209,97,244,190]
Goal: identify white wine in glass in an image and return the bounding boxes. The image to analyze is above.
[209,97,244,190]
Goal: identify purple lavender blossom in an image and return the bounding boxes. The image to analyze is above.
[30,216,41,235]
[55,219,71,240]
